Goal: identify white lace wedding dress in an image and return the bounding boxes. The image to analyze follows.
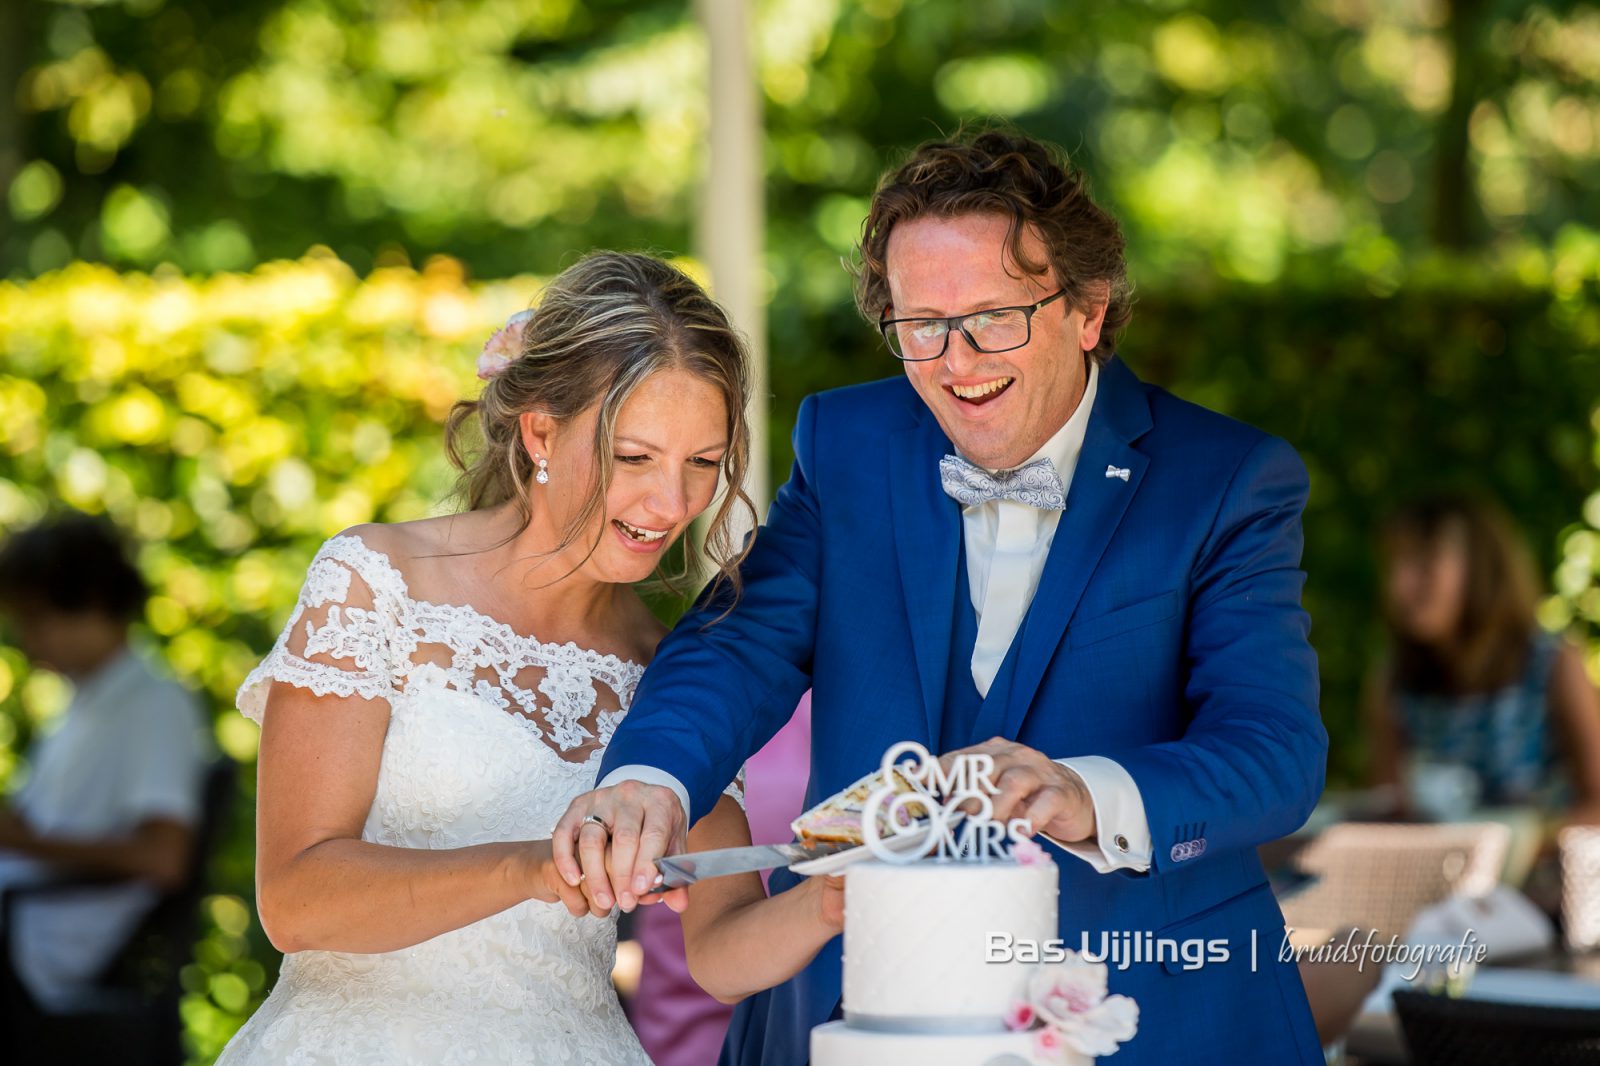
[217,533,737,1065]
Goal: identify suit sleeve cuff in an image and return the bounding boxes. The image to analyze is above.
[598,765,692,825]
[1043,756,1152,873]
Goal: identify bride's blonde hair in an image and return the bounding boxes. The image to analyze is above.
[445,251,756,602]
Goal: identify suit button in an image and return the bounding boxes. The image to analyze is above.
[1114,834,1129,852]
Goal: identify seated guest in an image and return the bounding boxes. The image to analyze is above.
[1366,493,1600,823]
[0,512,208,1012]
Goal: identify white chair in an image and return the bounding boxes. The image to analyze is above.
[1561,826,1600,953]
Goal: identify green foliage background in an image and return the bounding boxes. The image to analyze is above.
[0,256,543,1058]
[4,0,1600,1061]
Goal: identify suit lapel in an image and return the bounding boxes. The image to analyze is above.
[889,417,962,750]
[1002,356,1153,738]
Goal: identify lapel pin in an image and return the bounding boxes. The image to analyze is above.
[1105,464,1130,482]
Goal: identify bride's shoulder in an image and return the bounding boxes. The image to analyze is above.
[307,523,418,600]
[325,517,494,609]
[330,518,448,569]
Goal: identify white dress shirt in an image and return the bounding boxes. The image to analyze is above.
[605,360,1152,873]
[0,647,208,1009]
[963,362,1098,694]
[952,360,1151,873]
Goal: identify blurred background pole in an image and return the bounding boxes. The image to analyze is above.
[0,1,27,253]
[696,0,770,514]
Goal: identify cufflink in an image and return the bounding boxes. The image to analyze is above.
[1114,834,1130,852]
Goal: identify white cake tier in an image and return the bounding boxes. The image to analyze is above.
[840,857,1058,1031]
[812,1020,1091,1066]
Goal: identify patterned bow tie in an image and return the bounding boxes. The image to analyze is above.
[939,454,1066,511]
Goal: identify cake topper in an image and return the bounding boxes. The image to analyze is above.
[862,741,1034,864]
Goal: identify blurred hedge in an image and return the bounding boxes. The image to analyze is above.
[0,252,550,1059]
[2,243,1599,1060]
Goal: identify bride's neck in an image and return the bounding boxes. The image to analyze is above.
[470,503,624,630]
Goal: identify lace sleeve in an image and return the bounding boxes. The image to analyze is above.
[236,535,401,724]
[721,766,747,811]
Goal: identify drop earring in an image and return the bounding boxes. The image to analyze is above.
[535,457,550,485]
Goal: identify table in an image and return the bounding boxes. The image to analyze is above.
[1344,951,1600,1065]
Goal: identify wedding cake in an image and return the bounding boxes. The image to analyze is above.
[804,743,1138,1066]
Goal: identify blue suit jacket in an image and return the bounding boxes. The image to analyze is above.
[601,356,1328,1065]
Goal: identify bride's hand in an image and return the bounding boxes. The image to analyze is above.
[552,782,688,914]
[816,874,846,933]
[523,841,604,918]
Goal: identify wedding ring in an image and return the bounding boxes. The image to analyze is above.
[581,814,609,833]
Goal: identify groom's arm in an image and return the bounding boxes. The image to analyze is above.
[1046,757,1152,872]
[944,434,1323,879]
[593,765,692,829]
[603,395,825,818]
[555,396,827,905]
[1108,433,1327,875]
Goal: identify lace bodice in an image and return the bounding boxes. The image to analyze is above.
[237,533,651,764]
[219,532,740,1065]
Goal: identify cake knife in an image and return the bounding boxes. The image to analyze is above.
[647,841,854,892]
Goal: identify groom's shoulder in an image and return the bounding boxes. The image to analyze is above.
[1146,384,1266,449]
[1139,379,1299,486]
[803,376,924,437]
[1134,372,1303,480]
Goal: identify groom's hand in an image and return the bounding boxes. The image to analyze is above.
[553,781,689,914]
[938,738,1097,844]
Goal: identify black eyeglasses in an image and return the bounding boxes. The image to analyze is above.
[878,290,1069,362]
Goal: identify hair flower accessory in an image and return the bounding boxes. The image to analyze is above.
[478,309,535,380]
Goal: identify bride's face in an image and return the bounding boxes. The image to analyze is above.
[544,367,730,585]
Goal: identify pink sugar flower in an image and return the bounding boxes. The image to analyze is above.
[1028,952,1109,1026]
[1012,837,1046,867]
[1068,994,1139,1058]
[1026,951,1139,1058]
[1034,1025,1065,1059]
[1003,1000,1036,1031]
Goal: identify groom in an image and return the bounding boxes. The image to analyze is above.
[557,128,1327,1065]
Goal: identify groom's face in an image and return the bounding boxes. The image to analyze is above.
[885,213,1103,471]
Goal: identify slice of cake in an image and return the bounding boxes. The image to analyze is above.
[791,764,930,845]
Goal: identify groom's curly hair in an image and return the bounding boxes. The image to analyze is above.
[854,125,1132,365]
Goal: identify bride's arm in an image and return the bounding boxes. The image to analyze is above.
[676,796,843,1004]
[254,683,595,955]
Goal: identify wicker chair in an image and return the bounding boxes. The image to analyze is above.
[1562,827,1600,954]
[1279,822,1511,942]
[1394,989,1600,1064]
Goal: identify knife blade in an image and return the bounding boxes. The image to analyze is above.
[648,840,854,892]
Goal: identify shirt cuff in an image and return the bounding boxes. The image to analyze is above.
[1043,756,1152,874]
[597,764,693,826]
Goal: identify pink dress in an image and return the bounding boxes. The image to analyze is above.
[628,693,814,1066]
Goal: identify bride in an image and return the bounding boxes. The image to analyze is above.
[217,252,842,1064]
